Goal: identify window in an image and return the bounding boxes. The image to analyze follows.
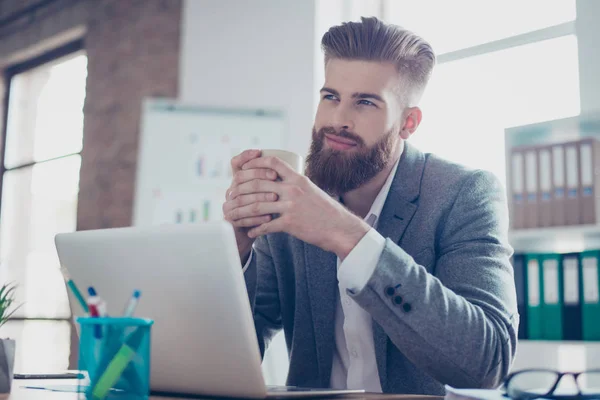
[384,0,580,187]
[412,35,580,187]
[0,45,87,320]
[384,0,576,54]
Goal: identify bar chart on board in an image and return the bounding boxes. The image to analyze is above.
[133,99,286,226]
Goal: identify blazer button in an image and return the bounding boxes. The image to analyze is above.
[385,284,401,296]
[403,303,412,312]
[393,295,403,305]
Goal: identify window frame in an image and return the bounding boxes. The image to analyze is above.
[0,38,85,321]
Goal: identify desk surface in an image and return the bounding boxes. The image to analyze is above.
[5,379,444,400]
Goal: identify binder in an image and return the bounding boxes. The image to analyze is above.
[537,146,553,227]
[564,141,581,225]
[580,250,600,340]
[512,254,528,339]
[579,138,600,225]
[524,148,539,228]
[551,143,567,226]
[562,253,582,341]
[510,148,526,229]
[540,253,563,340]
[525,254,543,340]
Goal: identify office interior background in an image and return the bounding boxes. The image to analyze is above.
[0,0,599,387]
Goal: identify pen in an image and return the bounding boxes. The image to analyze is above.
[122,290,141,317]
[59,266,89,315]
[88,287,106,339]
[88,287,108,316]
[88,302,102,339]
[22,386,63,392]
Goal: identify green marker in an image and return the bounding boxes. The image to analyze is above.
[91,327,145,399]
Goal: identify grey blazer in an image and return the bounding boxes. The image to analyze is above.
[243,142,519,395]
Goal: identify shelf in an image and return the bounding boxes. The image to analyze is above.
[512,340,600,371]
[518,339,600,346]
[504,113,600,254]
[509,224,600,253]
[504,112,600,150]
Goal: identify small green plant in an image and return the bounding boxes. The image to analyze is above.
[0,283,20,330]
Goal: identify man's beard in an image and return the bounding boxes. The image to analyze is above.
[305,126,397,195]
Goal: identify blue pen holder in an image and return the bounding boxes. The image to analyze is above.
[77,317,153,399]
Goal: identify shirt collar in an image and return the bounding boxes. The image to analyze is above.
[334,158,401,227]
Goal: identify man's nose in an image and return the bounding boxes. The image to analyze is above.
[331,106,355,132]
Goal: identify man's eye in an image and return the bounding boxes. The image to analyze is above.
[323,94,337,101]
[358,99,375,106]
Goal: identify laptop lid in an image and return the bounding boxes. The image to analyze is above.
[55,222,268,398]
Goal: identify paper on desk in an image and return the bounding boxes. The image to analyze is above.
[444,385,581,400]
[444,385,507,400]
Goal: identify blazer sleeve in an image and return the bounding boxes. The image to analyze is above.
[243,236,283,358]
[348,169,518,389]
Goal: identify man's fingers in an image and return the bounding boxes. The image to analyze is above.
[230,149,262,173]
[248,217,286,238]
[226,200,285,221]
[233,168,278,185]
[230,215,272,228]
[223,192,278,214]
[229,179,280,200]
[242,156,296,181]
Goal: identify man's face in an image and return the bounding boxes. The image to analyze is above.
[306,59,405,195]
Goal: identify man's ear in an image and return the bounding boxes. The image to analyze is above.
[400,107,422,140]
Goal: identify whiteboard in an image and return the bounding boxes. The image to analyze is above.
[133,98,286,226]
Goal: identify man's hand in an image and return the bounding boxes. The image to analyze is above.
[223,150,279,262]
[225,155,371,260]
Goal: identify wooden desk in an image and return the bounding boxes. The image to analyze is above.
[0,322,444,399]
[6,380,444,399]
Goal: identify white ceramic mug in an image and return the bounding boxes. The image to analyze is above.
[260,149,304,175]
[259,149,303,219]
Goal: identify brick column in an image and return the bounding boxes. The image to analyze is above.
[77,0,181,230]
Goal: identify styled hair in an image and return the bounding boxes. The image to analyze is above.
[321,16,435,103]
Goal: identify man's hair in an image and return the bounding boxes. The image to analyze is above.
[321,16,435,104]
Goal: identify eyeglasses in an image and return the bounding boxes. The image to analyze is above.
[504,369,600,400]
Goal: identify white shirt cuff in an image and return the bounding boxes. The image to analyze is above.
[242,249,253,272]
[337,228,386,292]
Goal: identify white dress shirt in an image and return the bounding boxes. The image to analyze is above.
[243,159,399,392]
[329,158,398,392]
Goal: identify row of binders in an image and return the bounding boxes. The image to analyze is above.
[512,251,600,341]
[509,137,600,229]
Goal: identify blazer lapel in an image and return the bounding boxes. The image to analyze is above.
[304,243,338,388]
[373,142,426,391]
[377,142,425,245]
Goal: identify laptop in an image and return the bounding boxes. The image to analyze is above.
[54,222,364,398]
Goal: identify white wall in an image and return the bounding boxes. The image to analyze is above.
[179,0,317,157]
